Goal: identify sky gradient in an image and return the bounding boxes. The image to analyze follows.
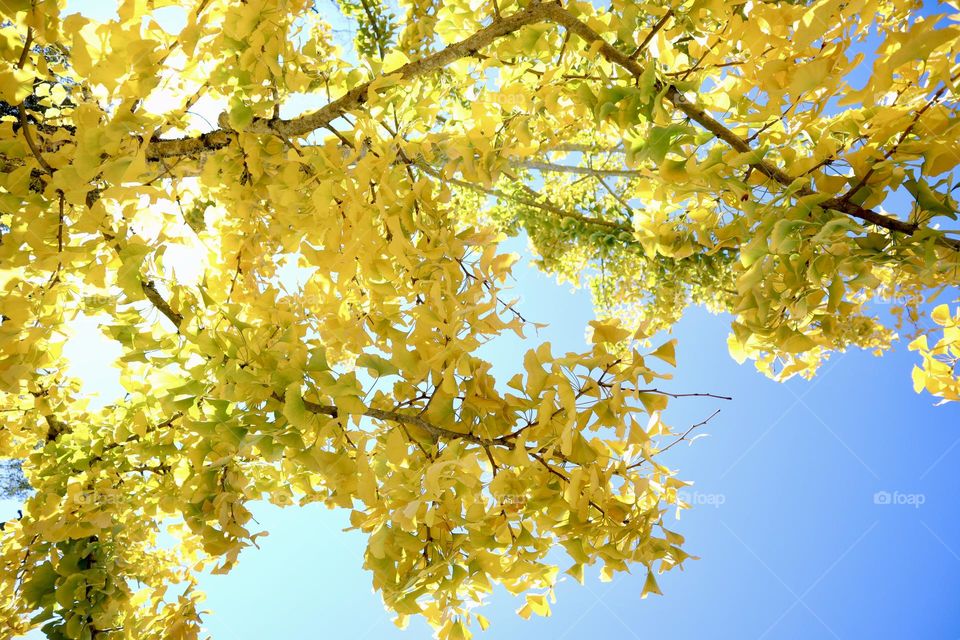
[183,237,960,640]
[9,232,956,639]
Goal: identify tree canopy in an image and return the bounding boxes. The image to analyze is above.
[0,0,958,638]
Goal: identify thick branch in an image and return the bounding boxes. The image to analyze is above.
[141,280,184,328]
[16,1,956,250]
[517,159,642,177]
[544,4,959,249]
[147,2,564,158]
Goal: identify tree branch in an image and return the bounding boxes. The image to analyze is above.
[141,280,184,329]
[420,163,632,232]
[16,28,53,175]
[629,9,672,59]
[18,1,958,251]
[516,159,642,177]
[627,408,721,469]
[146,1,565,158]
[543,4,960,250]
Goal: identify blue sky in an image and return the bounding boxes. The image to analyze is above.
[10,235,957,639]
[5,1,960,638]
[184,238,960,640]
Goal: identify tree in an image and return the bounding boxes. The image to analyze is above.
[0,0,956,638]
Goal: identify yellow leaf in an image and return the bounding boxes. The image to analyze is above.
[0,68,34,104]
[588,319,630,345]
[931,304,951,326]
[641,570,663,598]
[650,340,677,367]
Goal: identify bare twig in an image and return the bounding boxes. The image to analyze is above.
[627,409,722,469]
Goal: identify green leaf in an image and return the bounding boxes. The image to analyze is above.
[22,562,57,606]
[813,216,864,243]
[769,219,808,254]
[55,574,86,609]
[637,63,657,105]
[740,238,768,267]
[228,97,255,130]
[283,383,309,428]
[644,124,688,164]
[904,179,956,218]
[356,353,399,377]
[116,243,152,297]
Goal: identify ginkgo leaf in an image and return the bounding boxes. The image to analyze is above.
[588,320,630,345]
[650,340,677,367]
[356,353,399,377]
[904,179,956,218]
[2,0,958,637]
[641,570,663,598]
[283,386,309,428]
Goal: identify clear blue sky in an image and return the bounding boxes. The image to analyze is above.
[183,240,960,640]
[5,1,960,638]
[8,235,958,639]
